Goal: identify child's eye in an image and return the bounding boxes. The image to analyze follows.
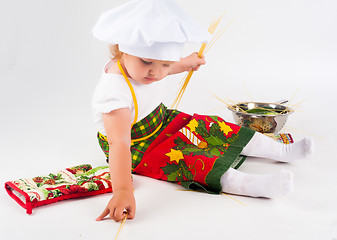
[141,59,152,65]
[163,64,170,67]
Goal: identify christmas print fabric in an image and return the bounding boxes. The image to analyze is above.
[99,104,255,194]
[133,112,255,193]
[5,164,112,214]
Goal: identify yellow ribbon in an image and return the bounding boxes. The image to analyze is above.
[117,60,139,126]
[131,122,163,143]
[116,60,164,143]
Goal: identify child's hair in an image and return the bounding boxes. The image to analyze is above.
[109,44,123,61]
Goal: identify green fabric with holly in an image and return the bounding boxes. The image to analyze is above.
[132,111,255,194]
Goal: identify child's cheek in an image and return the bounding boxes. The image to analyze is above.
[163,69,170,78]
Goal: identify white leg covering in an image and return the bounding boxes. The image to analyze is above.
[241,132,314,162]
[220,168,294,198]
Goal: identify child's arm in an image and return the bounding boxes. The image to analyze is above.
[169,52,206,75]
[96,108,136,222]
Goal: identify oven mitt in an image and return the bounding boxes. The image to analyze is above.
[5,164,112,214]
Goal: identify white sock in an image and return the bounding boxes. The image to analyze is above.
[241,132,314,162]
[220,168,294,198]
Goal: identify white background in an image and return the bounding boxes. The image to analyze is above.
[0,0,336,239]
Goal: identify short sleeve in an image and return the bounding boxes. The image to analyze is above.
[92,74,133,115]
[92,70,165,135]
[94,90,132,114]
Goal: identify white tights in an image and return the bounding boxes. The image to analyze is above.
[220,133,314,198]
[221,167,294,198]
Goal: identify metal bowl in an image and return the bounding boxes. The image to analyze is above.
[228,102,293,133]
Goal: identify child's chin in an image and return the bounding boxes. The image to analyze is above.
[143,79,158,84]
[144,77,158,82]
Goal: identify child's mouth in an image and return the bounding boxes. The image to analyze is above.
[145,77,157,81]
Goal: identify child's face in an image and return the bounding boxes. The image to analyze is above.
[122,54,175,84]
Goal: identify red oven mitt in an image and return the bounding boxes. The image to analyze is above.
[5,164,112,214]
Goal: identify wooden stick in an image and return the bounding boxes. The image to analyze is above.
[284,125,324,139]
[211,92,232,107]
[222,193,247,206]
[211,93,248,113]
[289,99,306,109]
[287,89,298,108]
[114,212,128,240]
[176,189,246,206]
[171,14,231,109]
[204,18,235,55]
[241,80,254,102]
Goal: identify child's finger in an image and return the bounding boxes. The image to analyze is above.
[113,207,127,222]
[127,207,136,220]
[199,56,206,64]
[193,65,201,71]
[96,207,110,221]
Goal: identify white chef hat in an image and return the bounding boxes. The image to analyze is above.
[92,0,210,61]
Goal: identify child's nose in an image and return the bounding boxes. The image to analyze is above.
[149,68,160,76]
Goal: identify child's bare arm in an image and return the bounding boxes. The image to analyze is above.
[96,108,136,222]
[169,52,206,75]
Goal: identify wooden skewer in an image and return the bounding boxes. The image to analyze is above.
[241,80,254,102]
[289,99,306,109]
[287,89,298,108]
[204,18,234,55]
[211,92,232,107]
[283,125,325,139]
[171,14,232,109]
[213,94,247,114]
[176,189,246,206]
[114,211,128,240]
[221,193,246,206]
[225,97,235,103]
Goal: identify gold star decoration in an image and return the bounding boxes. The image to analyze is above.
[186,119,198,132]
[165,149,184,164]
[218,121,233,135]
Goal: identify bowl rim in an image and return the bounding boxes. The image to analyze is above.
[227,101,294,117]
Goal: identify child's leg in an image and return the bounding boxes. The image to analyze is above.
[220,167,293,198]
[241,132,314,162]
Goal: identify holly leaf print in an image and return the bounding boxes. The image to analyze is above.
[162,161,194,182]
[195,120,210,138]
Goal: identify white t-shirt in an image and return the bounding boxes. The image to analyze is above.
[92,62,166,135]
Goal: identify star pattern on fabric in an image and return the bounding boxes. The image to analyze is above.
[186,119,198,132]
[218,121,233,135]
[165,149,184,164]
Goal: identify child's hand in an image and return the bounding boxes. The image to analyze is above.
[182,52,206,72]
[169,52,206,75]
[96,189,136,222]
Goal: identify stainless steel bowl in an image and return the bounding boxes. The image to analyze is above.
[228,102,293,133]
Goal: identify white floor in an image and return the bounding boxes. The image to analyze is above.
[1,84,336,240]
[1,131,336,240]
[1,0,337,239]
